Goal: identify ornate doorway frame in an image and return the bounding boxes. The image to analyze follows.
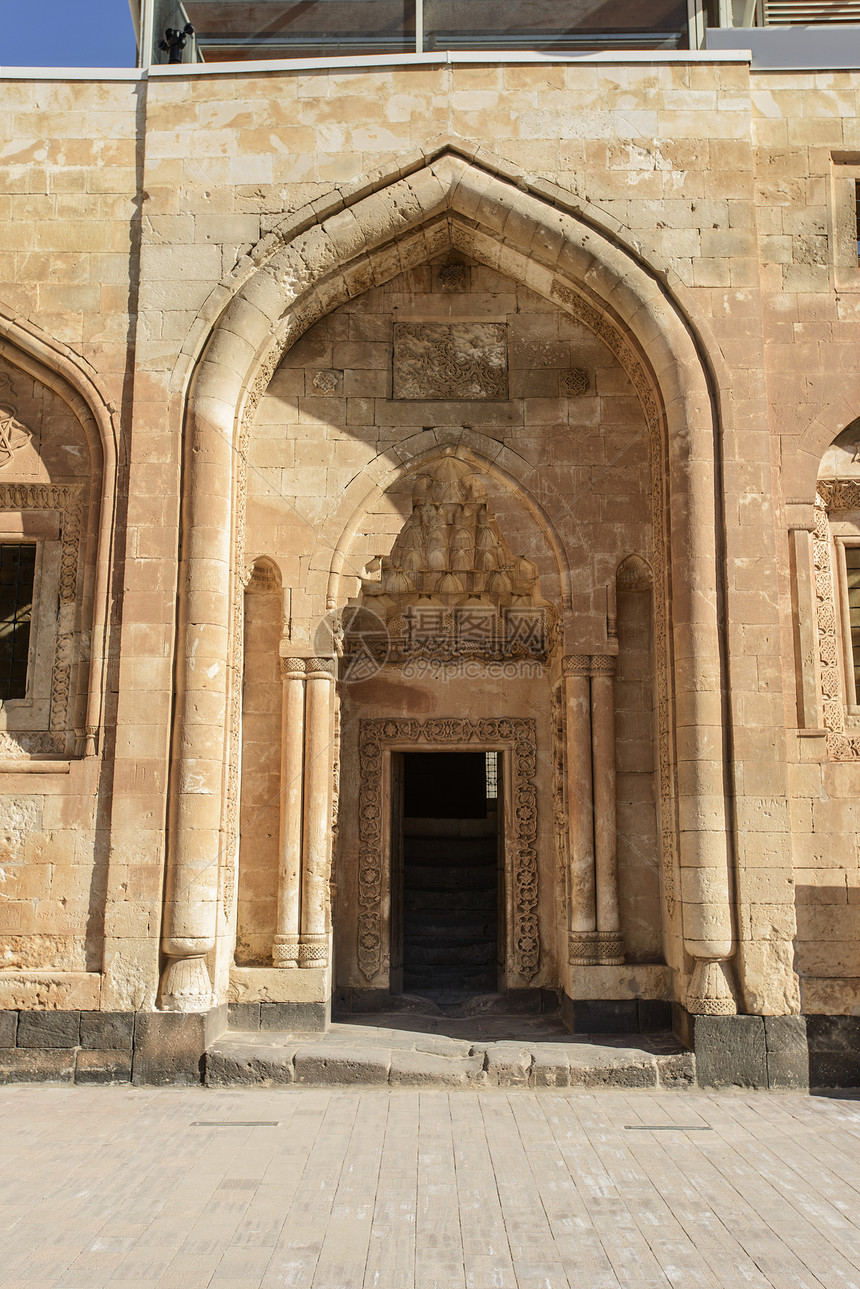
[356,717,539,991]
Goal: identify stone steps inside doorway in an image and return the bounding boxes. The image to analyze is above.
[402,815,499,993]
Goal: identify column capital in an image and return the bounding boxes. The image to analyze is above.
[279,655,336,679]
[563,653,617,677]
[590,654,617,677]
[562,654,592,676]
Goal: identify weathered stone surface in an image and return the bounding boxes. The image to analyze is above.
[75,1050,133,1084]
[807,1016,860,1089]
[0,1012,18,1048]
[228,1003,262,1031]
[691,1015,768,1090]
[568,1048,658,1089]
[530,1050,571,1088]
[79,1012,135,1051]
[294,1045,390,1086]
[484,1044,532,1087]
[206,1041,296,1087]
[764,1015,809,1090]
[16,1010,80,1049]
[656,1052,696,1090]
[260,1001,329,1033]
[389,1050,486,1088]
[133,1008,226,1087]
[0,974,101,1012]
[0,1049,75,1083]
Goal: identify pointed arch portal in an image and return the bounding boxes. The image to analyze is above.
[161,149,736,1021]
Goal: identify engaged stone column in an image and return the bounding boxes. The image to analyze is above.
[300,657,335,968]
[273,658,305,967]
[590,655,623,965]
[564,654,624,967]
[563,656,596,959]
[160,403,233,1012]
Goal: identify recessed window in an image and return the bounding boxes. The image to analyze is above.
[0,544,35,701]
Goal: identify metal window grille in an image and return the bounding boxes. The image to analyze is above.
[485,751,498,800]
[0,544,35,701]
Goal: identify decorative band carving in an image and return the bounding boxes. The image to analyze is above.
[589,655,617,676]
[685,996,736,1015]
[357,716,539,985]
[568,931,625,966]
[298,940,328,967]
[562,654,617,677]
[272,936,300,967]
[305,657,336,679]
[280,656,336,679]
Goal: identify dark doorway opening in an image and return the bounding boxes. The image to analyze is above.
[396,751,501,998]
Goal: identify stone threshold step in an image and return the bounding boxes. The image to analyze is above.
[206,1030,695,1090]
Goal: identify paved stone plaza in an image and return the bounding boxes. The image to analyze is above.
[2,1087,860,1288]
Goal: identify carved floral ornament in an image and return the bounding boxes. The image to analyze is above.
[357,717,539,985]
[815,480,860,759]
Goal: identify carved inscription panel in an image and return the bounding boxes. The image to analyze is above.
[393,323,508,400]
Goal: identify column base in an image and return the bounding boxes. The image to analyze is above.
[299,935,329,968]
[685,957,736,1015]
[568,931,624,966]
[159,954,213,1013]
[272,936,300,967]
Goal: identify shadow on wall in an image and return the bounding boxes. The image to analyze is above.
[795,882,860,1089]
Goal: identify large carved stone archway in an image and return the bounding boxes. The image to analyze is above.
[163,148,736,1020]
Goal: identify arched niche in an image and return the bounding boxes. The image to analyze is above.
[235,557,283,965]
[614,554,661,962]
[162,150,735,1018]
[0,312,117,758]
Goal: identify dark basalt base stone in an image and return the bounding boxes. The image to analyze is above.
[228,1000,331,1033]
[2,1004,860,1090]
[806,1015,860,1089]
[674,1008,812,1091]
[132,1005,227,1086]
[561,996,672,1035]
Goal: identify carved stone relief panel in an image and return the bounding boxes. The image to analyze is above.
[0,483,83,757]
[343,455,555,671]
[356,716,539,987]
[392,323,508,400]
[815,481,860,759]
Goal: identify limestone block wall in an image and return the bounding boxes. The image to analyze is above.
[750,70,860,1015]
[0,57,859,1027]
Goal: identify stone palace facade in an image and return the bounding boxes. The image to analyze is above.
[2,28,860,1086]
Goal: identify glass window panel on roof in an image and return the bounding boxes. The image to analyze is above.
[150,0,691,64]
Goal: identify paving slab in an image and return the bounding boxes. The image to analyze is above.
[1,1086,858,1289]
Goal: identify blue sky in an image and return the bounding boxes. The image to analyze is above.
[3,0,138,68]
